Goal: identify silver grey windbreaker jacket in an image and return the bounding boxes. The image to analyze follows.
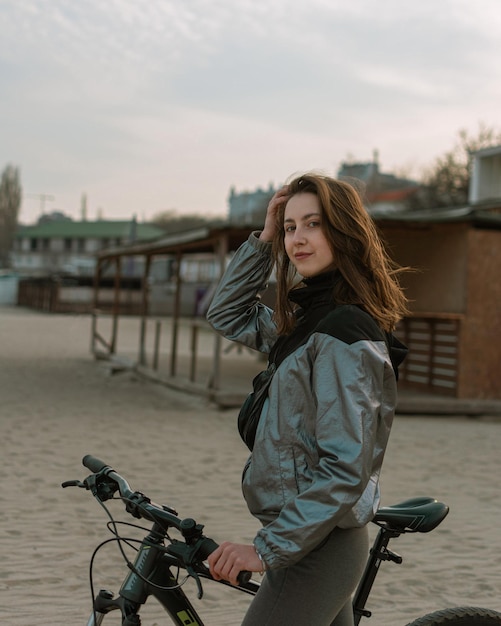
[206,233,400,570]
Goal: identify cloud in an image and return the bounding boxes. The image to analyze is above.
[0,0,500,222]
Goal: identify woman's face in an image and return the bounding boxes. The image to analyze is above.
[283,192,335,278]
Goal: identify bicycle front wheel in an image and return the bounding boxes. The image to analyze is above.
[406,606,501,626]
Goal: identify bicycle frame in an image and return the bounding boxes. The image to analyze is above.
[87,521,260,626]
[69,457,450,626]
[86,517,419,625]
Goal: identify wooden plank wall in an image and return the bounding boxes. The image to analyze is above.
[397,316,461,396]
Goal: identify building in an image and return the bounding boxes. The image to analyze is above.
[14,147,501,401]
[12,216,164,277]
[85,145,501,402]
[227,154,422,225]
[469,145,501,204]
[228,184,276,225]
[374,144,501,400]
[338,152,422,213]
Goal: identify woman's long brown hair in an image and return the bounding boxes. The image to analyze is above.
[272,173,410,334]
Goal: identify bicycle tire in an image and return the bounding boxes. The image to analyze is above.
[405,606,501,626]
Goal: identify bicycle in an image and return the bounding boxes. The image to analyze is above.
[62,455,501,626]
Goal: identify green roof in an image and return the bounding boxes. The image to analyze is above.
[16,219,165,240]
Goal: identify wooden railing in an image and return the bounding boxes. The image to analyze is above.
[17,277,60,312]
[396,314,463,396]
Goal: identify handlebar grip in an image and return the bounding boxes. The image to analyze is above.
[237,570,252,585]
[82,454,110,473]
[199,537,252,585]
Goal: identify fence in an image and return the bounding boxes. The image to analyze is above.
[397,314,462,396]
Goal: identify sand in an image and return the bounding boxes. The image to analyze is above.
[1,306,501,625]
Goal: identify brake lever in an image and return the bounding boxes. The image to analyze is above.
[61,479,87,488]
[167,540,207,599]
[186,565,204,599]
[63,473,118,500]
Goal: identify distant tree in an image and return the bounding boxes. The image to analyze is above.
[152,209,225,234]
[420,123,501,209]
[0,164,22,268]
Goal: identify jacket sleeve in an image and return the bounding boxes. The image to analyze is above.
[206,233,278,354]
[254,332,393,568]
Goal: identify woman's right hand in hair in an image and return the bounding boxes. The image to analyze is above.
[260,186,290,242]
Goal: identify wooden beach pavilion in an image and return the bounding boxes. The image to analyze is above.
[90,202,501,408]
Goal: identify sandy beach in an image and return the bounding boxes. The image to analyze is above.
[1,306,501,625]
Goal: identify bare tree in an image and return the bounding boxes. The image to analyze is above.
[0,165,22,268]
[420,123,501,209]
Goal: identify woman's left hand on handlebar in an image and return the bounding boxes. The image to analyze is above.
[207,542,263,586]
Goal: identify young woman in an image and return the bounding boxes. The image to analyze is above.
[206,173,409,626]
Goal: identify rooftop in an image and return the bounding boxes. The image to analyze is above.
[16,219,165,240]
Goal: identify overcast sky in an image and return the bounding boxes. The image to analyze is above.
[1,0,500,224]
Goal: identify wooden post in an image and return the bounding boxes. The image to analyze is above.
[91,310,97,354]
[153,320,161,371]
[139,254,151,366]
[91,260,101,355]
[111,256,121,354]
[210,233,228,390]
[92,259,102,312]
[170,250,182,377]
[190,322,198,382]
[139,317,147,366]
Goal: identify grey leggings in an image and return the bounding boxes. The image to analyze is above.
[241,525,369,626]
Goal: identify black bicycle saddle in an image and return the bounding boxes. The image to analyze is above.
[374,497,449,533]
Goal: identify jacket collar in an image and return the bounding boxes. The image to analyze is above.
[288,271,340,311]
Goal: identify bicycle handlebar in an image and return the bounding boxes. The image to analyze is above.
[83,454,109,473]
[79,454,252,586]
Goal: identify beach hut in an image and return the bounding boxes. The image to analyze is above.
[90,146,501,402]
[89,204,501,403]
